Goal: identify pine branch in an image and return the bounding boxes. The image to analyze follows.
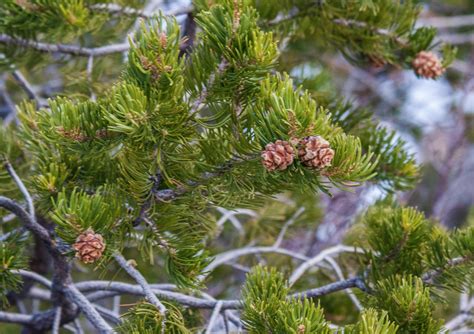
[153,156,249,202]
[422,256,471,285]
[0,34,129,57]
[89,3,192,19]
[189,58,229,116]
[0,167,111,333]
[268,9,407,46]
[331,18,407,46]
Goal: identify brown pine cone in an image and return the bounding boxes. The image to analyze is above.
[298,136,334,169]
[412,51,445,79]
[261,140,295,171]
[73,228,106,264]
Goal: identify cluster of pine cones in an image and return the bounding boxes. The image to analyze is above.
[261,136,335,172]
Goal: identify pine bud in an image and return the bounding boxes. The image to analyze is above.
[261,140,295,171]
[73,228,106,264]
[297,324,306,333]
[412,51,445,79]
[298,136,334,169]
[159,32,167,48]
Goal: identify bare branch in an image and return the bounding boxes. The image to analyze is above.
[438,33,474,45]
[0,311,32,325]
[289,245,367,286]
[0,196,51,246]
[445,296,474,330]
[15,269,53,289]
[203,245,311,278]
[65,284,113,333]
[76,280,240,309]
[292,276,367,299]
[94,304,122,325]
[75,277,370,311]
[4,161,35,221]
[179,12,197,57]
[324,256,362,310]
[205,301,223,334]
[113,252,167,332]
[52,307,62,334]
[73,318,85,334]
[11,70,43,106]
[419,15,474,29]
[274,207,305,247]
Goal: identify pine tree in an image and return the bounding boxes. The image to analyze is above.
[0,0,472,333]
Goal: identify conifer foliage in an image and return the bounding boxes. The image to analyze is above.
[0,0,471,333]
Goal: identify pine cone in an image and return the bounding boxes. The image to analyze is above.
[298,136,334,169]
[73,228,106,264]
[261,140,295,171]
[412,51,445,79]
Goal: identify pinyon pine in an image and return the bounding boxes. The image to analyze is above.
[0,0,472,333]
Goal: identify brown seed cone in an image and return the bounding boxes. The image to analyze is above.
[261,140,295,171]
[73,228,106,264]
[298,136,334,169]
[412,51,445,79]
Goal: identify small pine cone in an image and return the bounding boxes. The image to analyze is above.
[298,136,334,169]
[73,228,106,264]
[412,51,445,79]
[261,140,295,171]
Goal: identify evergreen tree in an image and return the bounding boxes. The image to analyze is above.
[0,0,472,333]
